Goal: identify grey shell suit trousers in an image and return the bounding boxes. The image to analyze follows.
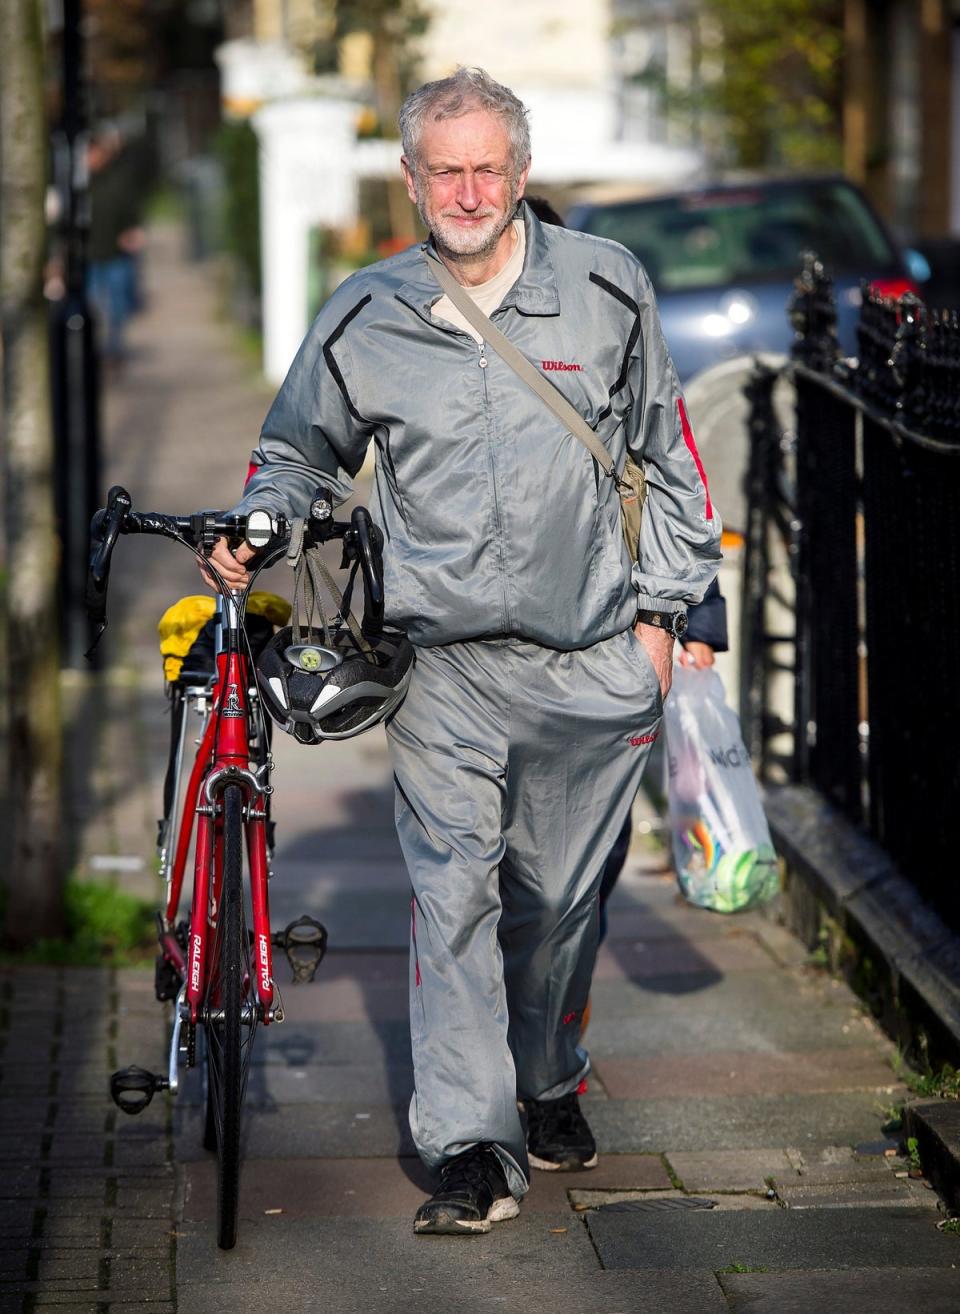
[386,628,664,1200]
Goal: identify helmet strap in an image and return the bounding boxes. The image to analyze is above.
[288,519,372,656]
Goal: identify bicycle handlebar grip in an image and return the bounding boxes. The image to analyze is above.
[351,506,384,637]
[90,485,132,589]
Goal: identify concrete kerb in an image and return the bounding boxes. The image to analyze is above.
[904,1101,960,1217]
[764,783,960,1217]
[764,784,960,1057]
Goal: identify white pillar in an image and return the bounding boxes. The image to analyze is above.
[252,98,360,384]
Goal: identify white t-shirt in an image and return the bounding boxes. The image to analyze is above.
[431,220,526,344]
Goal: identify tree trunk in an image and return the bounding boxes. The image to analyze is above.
[372,32,417,243]
[0,0,65,944]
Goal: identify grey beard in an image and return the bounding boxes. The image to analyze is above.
[416,180,520,263]
[435,216,508,262]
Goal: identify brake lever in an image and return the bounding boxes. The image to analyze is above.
[85,485,132,659]
[90,485,132,588]
[350,506,384,637]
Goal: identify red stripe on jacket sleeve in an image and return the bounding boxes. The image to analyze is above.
[244,460,258,487]
[677,397,713,520]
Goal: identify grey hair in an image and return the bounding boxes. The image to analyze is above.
[399,67,531,175]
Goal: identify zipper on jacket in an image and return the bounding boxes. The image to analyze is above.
[476,337,508,629]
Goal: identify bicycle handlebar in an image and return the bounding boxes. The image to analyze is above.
[85,484,386,658]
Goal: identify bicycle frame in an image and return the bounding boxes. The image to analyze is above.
[96,486,338,1247]
[160,592,278,1029]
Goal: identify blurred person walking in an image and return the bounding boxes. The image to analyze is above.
[205,67,720,1236]
[86,127,145,362]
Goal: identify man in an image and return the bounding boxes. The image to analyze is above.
[86,126,145,362]
[206,67,721,1236]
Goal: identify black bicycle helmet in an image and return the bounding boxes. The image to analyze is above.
[256,624,413,743]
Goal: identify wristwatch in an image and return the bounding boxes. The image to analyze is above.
[636,607,688,640]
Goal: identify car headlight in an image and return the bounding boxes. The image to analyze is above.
[724,295,755,326]
[702,313,733,338]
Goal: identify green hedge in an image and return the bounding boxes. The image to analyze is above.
[215,118,261,297]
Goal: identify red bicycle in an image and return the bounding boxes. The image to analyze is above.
[87,484,385,1248]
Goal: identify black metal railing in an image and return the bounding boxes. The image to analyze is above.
[742,256,960,929]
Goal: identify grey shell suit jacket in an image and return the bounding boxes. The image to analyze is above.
[235,203,722,650]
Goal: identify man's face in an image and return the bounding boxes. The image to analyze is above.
[402,108,530,260]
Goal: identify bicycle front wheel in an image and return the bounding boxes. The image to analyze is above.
[204,784,256,1249]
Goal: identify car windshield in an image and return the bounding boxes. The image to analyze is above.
[579,182,899,293]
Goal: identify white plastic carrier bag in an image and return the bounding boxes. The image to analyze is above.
[662,662,779,913]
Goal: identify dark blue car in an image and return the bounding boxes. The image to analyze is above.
[567,176,920,385]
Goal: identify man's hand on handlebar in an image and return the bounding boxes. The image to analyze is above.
[200,537,257,593]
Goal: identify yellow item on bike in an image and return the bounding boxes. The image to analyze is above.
[158,592,291,682]
[247,591,292,627]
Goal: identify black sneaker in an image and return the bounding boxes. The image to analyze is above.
[413,1144,520,1236]
[525,1092,598,1171]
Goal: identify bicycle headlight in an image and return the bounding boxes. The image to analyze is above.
[245,510,274,550]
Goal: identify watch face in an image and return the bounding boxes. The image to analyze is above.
[673,614,688,638]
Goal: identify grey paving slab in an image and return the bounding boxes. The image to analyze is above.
[592,933,773,980]
[586,974,888,1056]
[776,1178,938,1209]
[583,1091,901,1153]
[666,1150,798,1193]
[228,1061,413,1107]
[772,1156,939,1209]
[586,1204,957,1271]
[175,1101,415,1162]
[792,1157,898,1184]
[177,1213,602,1297]
[592,1045,895,1099]
[751,921,813,969]
[601,881,773,942]
[719,1266,960,1314]
[173,1270,730,1314]
[183,1017,412,1072]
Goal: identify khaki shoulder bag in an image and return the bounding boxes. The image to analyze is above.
[425,251,646,562]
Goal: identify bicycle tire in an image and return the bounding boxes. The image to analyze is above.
[202,1051,217,1152]
[204,784,249,1249]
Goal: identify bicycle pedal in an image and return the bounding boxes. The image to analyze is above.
[272,915,328,984]
[110,1065,169,1116]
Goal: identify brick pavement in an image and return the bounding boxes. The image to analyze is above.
[1,225,272,1314]
[0,966,176,1312]
[8,224,960,1313]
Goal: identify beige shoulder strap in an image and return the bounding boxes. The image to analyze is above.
[425,250,618,479]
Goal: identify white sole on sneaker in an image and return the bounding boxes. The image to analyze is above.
[414,1195,520,1236]
[528,1151,598,1172]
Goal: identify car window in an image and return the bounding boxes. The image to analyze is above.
[580,183,899,292]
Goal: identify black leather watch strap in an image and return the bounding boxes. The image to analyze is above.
[636,608,688,639]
